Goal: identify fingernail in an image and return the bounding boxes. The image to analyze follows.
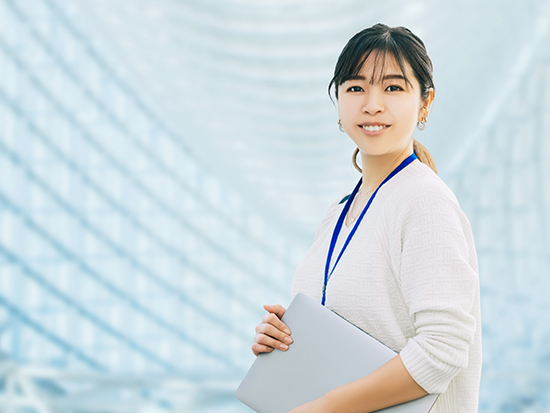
[280,344,288,351]
[284,328,290,335]
[284,336,293,344]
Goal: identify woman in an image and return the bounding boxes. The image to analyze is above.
[252,24,481,413]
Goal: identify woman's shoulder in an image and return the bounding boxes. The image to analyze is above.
[309,191,349,242]
[380,160,472,231]
[381,162,477,264]
[389,160,460,207]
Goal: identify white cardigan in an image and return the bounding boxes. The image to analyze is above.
[291,160,482,413]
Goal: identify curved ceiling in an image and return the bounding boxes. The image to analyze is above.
[78,0,545,233]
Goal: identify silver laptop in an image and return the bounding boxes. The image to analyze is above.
[235,293,438,413]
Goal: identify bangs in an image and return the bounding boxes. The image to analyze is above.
[345,47,412,87]
[329,31,417,99]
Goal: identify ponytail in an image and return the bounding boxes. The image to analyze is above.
[413,139,437,174]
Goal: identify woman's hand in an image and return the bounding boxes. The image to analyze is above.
[252,304,293,356]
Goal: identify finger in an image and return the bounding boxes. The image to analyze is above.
[257,323,293,345]
[255,333,289,351]
[263,304,286,319]
[251,343,274,356]
[261,311,291,335]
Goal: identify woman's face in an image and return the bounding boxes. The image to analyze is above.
[337,52,432,158]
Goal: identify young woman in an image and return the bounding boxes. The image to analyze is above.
[252,24,481,413]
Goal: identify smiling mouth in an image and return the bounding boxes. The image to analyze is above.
[361,125,390,132]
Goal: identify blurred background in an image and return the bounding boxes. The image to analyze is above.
[0,0,549,411]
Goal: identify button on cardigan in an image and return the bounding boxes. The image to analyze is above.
[291,160,482,413]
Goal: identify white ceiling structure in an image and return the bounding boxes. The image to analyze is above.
[79,0,546,234]
[2,0,550,412]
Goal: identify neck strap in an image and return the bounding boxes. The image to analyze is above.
[321,152,417,305]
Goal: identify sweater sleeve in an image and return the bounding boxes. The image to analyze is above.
[395,188,478,394]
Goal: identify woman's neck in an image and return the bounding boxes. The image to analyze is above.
[359,145,414,193]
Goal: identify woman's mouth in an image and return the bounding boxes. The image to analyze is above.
[361,124,390,132]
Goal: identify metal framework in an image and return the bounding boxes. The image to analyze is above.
[445,8,550,411]
[0,0,302,411]
[1,0,550,412]
[0,354,243,412]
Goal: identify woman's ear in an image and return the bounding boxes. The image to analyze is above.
[422,88,434,111]
[418,88,434,122]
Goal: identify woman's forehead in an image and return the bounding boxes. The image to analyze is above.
[357,51,413,82]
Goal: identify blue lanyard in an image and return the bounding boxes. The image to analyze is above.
[321,153,417,306]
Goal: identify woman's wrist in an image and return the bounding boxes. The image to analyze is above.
[320,388,343,413]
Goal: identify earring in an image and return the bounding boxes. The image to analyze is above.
[417,107,428,131]
[338,119,345,133]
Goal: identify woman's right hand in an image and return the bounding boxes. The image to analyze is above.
[252,304,293,356]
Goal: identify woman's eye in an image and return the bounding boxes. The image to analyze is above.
[347,86,363,92]
[386,85,403,92]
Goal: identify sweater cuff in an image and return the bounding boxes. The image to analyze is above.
[400,338,461,394]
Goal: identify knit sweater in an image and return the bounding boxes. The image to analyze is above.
[291,160,482,413]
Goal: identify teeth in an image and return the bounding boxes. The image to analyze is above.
[363,125,386,131]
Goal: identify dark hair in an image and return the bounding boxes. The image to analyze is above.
[329,23,437,173]
[329,24,435,100]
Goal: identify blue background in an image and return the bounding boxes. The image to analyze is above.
[0,0,549,411]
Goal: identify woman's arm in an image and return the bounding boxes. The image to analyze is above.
[288,355,427,413]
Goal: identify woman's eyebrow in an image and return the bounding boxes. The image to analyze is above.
[382,74,407,81]
[343,74,407,83]
[345,75,366,81]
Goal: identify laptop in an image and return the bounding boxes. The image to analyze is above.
[235,292,438,413]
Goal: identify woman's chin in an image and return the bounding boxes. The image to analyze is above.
[357,148,394,158]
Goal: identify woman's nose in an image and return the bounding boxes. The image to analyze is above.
[362,92,384,115]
